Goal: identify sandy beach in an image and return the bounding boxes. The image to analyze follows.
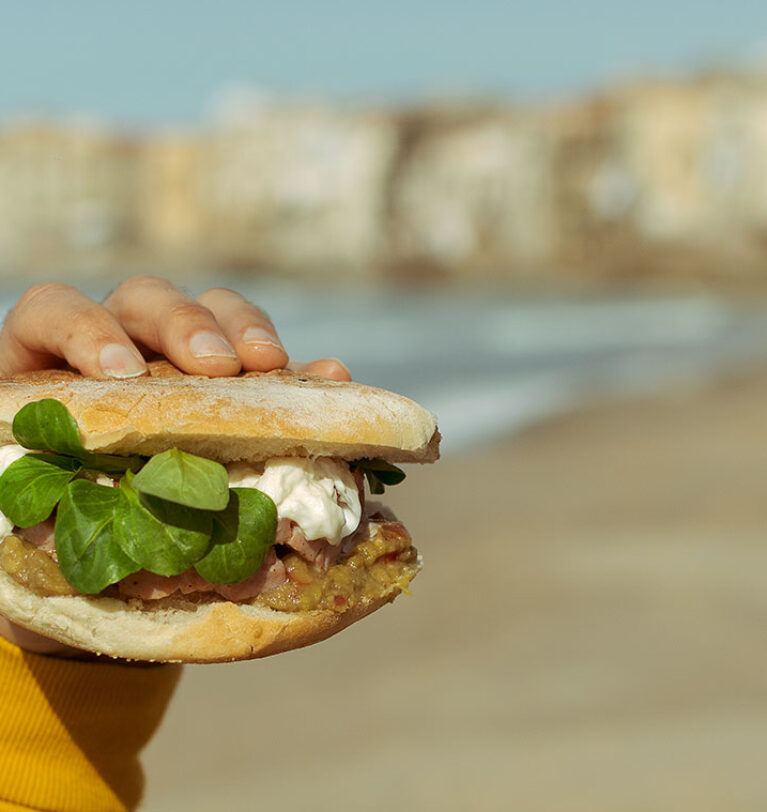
[141,368,767,811]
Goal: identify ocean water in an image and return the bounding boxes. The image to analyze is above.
[2,277,767,455]
[256,284,767,453]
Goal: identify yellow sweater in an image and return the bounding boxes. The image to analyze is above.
[0,636,181,811]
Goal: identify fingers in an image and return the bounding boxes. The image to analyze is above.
[196,288,289,371]
[0,277,350,383]
[196,288,347,379]
[290,359,352,382]
[104,277,243,377]
[0,283,147,378]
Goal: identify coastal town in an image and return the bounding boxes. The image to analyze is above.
[1,68,767,284]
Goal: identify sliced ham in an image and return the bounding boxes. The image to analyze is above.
[215,549,287,601]
[353,466,365,516]
[118,570,208,601]
[18,519,57,557]
[275,517,340,570]
[275,517,300,545]
[118,548,288,601]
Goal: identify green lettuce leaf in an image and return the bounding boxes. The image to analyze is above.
[194,488,277,584]
[131,448,229,511]
[115,475,213,576]
[13,398,84,457]
[55,480,140,594]
[12,399,143,473]
[357,458,406,495]
[0,453,81,528]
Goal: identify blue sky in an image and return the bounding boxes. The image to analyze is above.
[1,0,765,124]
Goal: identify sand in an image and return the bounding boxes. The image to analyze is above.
[141,368,767,811]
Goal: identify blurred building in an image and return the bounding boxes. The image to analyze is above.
[197,95,398,276]
[557,72,767,282]
[3,71,767,284]
[137,132,204,267]
[0,118,141,274]
[386,107,560,281]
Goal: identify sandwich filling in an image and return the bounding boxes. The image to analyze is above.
[0,399,419,613]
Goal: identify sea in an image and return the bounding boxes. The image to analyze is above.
[3,276,767,456]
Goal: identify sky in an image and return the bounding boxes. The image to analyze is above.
[1,0,766,125]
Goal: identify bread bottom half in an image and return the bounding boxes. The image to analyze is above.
[0,561,420,663]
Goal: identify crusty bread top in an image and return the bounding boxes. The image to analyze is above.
[0,361,440,463]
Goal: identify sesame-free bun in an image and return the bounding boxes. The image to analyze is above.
[0,541,421,663]
[0,361,440,464]
[0,363,433,661]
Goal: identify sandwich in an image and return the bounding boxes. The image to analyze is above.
[0,361,439,663]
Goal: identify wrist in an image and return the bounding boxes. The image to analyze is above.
[0,617,95,659]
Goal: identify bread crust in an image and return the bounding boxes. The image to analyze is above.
[0,361,440,463]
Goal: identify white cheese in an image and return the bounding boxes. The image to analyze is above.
[0,444,28,538]
[226,457,361,546]
[225,460,265,490]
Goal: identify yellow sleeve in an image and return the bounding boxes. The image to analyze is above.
[0,636,181,812]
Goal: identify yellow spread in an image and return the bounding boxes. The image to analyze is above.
[0,535,78,597]
[0,522,419,612]
[259,522,419,613]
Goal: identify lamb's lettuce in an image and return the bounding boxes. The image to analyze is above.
[13,399,143,473]
[0,454,81,528]
[13,398,86,458]
[55,480,140,594]
[130,448,229,511]
[114,473,214,577]
[194,488,278,584]
[357,458,406,495]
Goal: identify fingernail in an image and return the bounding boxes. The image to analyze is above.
[242,326,284,351]
[100,344,147,378]
[189,331,238,359]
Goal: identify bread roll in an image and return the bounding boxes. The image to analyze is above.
[0,363,437,662]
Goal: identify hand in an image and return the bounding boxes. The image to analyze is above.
[0,276,351,657]
[0,276,351,382]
